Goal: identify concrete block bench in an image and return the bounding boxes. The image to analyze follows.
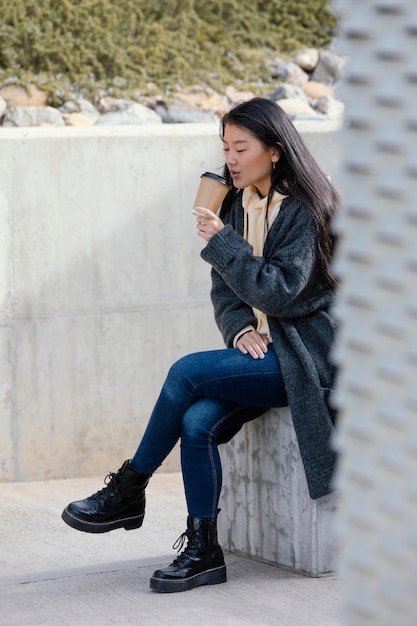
[218,407,339,576]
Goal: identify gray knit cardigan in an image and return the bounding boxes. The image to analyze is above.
[200,190,337,500]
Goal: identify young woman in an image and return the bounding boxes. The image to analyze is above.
[62,97,339,593]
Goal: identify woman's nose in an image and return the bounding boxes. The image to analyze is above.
[226,151,237,166]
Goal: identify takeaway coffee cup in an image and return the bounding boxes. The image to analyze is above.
[192,172,231,213]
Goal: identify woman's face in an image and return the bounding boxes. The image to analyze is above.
[222,123,279,198]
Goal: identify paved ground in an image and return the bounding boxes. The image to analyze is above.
[0,472,344,625]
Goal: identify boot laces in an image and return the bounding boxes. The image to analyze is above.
[171,528,204,566]
[90,470,119,501]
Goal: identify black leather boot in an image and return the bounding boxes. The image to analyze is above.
[150,516,227,593]
[61,460,151,533]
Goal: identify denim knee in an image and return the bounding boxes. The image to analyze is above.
[166,353,197,386]
[180,397,227,446]
[181,410,213,445]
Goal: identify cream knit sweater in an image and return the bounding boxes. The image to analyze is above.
[233,185,287,346]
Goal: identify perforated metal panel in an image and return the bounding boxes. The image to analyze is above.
[333,1,417,623]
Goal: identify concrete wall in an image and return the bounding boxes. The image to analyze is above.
[0,121,341,483]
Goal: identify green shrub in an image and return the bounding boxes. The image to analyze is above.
[0,0,338,105]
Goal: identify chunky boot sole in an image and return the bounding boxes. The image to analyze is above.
[149,564,227,593]
[61,507,145,533]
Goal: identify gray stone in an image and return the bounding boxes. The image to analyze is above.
[311,50,346,86]
[78,98,100,119]
[2,106,65,127]
[269,82,309,102]
[266,55,287,78]
[314,95,345,118]
[269,61,309,86]
[59,98,99,121]
[97,99,163,123]
[155,104,218,123]
[95,102,162,125]
[94,111,148,125]
[124,102,162,124]
[97,96,131,113]
[59,101,80,114]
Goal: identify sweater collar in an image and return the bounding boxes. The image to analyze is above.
[242,185,287,213]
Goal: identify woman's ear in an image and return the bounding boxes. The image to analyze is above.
[272,142,284,163]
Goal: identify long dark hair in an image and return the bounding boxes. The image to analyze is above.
[219,97,339,287]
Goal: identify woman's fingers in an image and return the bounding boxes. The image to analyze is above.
[193,207,224,241]
[236,331,269,359]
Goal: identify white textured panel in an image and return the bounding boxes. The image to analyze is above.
[335,1,417,624]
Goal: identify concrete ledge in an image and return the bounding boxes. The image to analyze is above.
[218,407,339,576]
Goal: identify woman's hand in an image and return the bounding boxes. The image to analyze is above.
[193,207,224,242]
[236,330,270,360]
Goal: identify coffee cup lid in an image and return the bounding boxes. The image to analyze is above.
[201,172,230,187]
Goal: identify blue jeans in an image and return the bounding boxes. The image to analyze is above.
[131,347,288,518]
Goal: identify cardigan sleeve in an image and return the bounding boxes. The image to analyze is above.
[201,202,327,320]
[210,267,258,348]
